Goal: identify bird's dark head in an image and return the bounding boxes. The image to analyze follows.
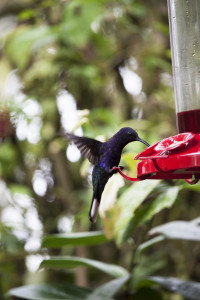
[116,127,150,147]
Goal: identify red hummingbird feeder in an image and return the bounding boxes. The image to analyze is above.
[118,0,200,185]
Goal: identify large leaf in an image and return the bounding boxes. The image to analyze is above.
[8,283,91,300]
[42,231,108,248]
[99,174,124,239]
[131,186,179,231]
[149,276,200,300]
[41,256,129,278]
[115,180,160,245]
[149,220,200,241]
[136,218,200,258]
[132,255,166,289]
[8,277,130,300]
[136,236,165,257]
[99,174,124,218]
[86,275,130,300]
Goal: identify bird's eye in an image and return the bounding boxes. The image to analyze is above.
[128,132,132,136]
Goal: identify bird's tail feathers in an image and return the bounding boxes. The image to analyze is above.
[89,196,100,222]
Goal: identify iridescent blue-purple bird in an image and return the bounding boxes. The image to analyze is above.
[67,127,149,222]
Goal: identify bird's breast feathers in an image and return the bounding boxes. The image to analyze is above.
[99,144,121,171]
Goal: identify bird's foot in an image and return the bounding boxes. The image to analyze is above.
[111,166,125,174]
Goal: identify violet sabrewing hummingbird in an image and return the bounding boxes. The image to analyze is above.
[67,127,149,222]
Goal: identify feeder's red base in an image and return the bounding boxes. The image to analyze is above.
[119,132,200,185]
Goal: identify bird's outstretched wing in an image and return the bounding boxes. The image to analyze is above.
[67,133,103,165]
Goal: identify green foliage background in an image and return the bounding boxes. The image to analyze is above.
[0,0,200,299]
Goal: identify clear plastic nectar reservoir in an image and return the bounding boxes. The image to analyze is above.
[167,0,200,133]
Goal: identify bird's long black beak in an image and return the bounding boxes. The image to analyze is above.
[136,137,150,147]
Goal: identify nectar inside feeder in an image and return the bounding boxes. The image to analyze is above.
[118,0,200,185]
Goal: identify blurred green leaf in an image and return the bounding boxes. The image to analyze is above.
[149,220,200,241]
[115,180,160,245]
[8,283,91,300]
[24,59,59,85]
[121,152,138,177]
[60,0,103,47]
[9,184,32,196]
[1,227,25,253]
[18,9,36,21]
[144,56,171,72]
[40,256,129,278]
[69,65,100,81]
[42,231,108,248]
[136,236,165,257]
[6,26,55,69]
[127,2,147,18]
[131,186,180,231]
[86,275,130,300]
[149,276,200,300]
[89,108,120,128]
[132,254,166,289]
[8,277,130,300]
[100,174,124,239]
[0,142,17,162]
[0,142,17,177]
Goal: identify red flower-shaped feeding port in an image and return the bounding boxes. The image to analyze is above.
[118,133,200,185]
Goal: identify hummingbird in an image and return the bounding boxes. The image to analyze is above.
[67,127,149,222]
